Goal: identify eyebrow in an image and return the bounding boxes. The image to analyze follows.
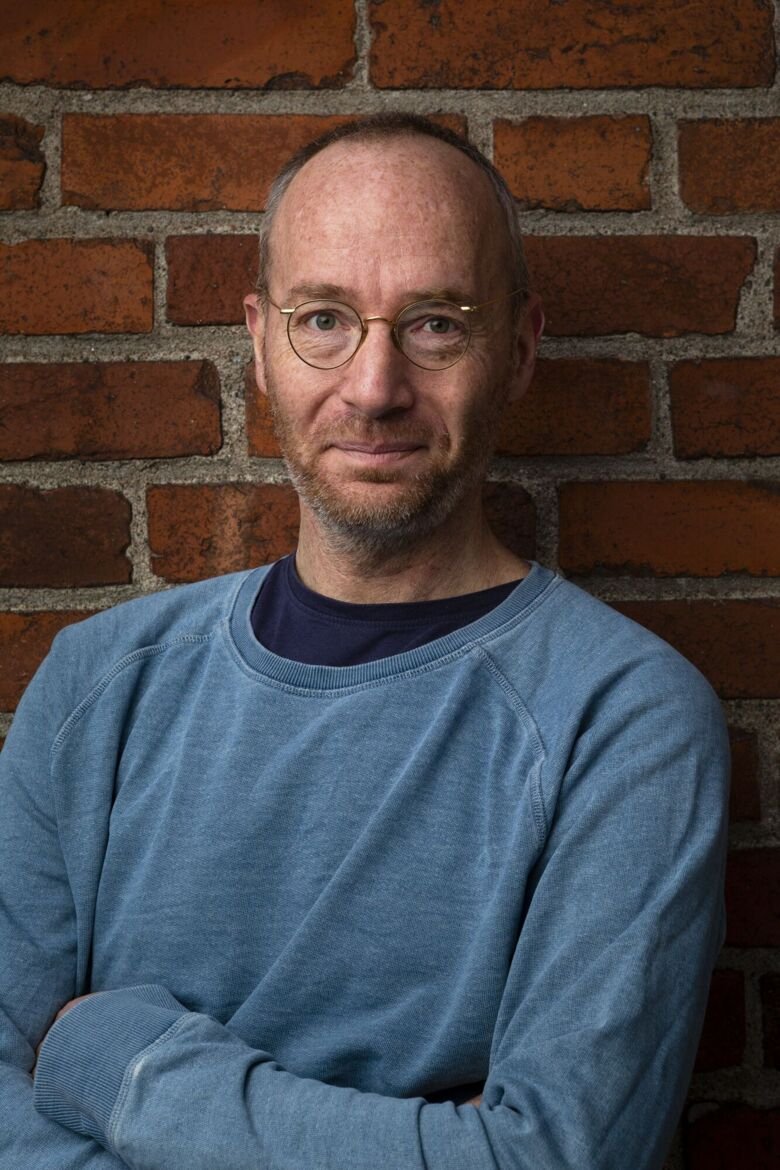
[282,282,478,307]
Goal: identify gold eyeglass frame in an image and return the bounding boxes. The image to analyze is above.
[266,287,528,371]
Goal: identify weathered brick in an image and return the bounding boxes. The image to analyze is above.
[167,235,257,326]
[0,611,90,711]
[63,115,349,211]
[482,483,535,560]
[494,117,651,211]
[370,0,774,89]
[0,114,45,210]
[670,358,780,459]
[245,367,282,458]
[694,970,746,1072]
[524,236,755,337]
[760,973,780,1068]
[496,359,651,456]
[686,1105,780,1170]
[612,600,780,699]
[0,240,153,335]
[679,120,780,213]
[725,848,780,946]
[147,483,301,583]
[728,727,761,822]
[559,481,780,577]
[0,361,221,461]
[0,486,131,587]
[1,1,355,88]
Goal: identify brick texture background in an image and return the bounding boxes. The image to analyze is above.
[1,2,779,1165]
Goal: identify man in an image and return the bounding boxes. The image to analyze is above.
[1,115,728,1169]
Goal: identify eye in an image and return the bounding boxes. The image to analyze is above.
[424,316,457,334]
[311,312,337,331]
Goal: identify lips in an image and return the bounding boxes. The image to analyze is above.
[332,441,423,454]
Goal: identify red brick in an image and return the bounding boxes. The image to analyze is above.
[680,120,780,213]
[0,114,45,210]
[524,236,755,337]
[482,483,535,560]
[370,0,774,89]
[694,970,746,1072]
[494,117,651,212]
[559,481,780,577]
[612,600,780,699]
[686,1105,780,1170]
[725,848,780,946]
[497,360,651,456]
[63,115,351,212]
[760,973,780,1068]
[0,486,131,587]
[167,235,257,326]
[0,361,221,461]
[1,1,355,89]
[245,367,282,458]
[0,240,153,335]
[670,358,780,459]
[728,727,761,822]
[147,484,300,583]
[0,611,91,711]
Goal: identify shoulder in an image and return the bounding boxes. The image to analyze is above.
[38,567,269,717]
[490,567,722,725]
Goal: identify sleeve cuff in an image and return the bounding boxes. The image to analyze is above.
[33,984,187,1147]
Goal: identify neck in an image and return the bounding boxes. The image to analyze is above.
[294,501,529,604]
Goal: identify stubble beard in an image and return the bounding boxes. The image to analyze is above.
[263,358,507,558]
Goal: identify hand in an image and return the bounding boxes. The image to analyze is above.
[466,1093,483,1107]
[33,993,98,1076]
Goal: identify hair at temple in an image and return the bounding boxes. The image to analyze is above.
[255,113,530,310]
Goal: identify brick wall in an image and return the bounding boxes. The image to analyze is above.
[1,2,779,1164]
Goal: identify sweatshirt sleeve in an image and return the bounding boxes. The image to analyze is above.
[0,634,127,1170]
[32,660,730,1170]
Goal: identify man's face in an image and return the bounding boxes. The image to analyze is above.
[246,136,539,549]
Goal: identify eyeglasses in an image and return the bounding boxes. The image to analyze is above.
[266,287,528,371]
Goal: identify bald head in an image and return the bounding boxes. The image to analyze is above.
[256,115,529,305]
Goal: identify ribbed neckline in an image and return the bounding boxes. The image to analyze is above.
[227,559,559,694]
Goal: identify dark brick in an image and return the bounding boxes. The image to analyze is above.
[680,120,780,213]
[686,1105,780,1170]
[694,970,746,1072]
[167,235,257,326]
[559,481,780,577]
[0,486,131,587]
[670,358,780,459]
[0,240,153,335]
[613,600,780,699]
[728,727,761,822]
[0,611,91,711]
[147,483,300,583]
[0,361,221,460]
[760,973,780,1068]
[1,1,355,88]
[494,117,651,211]
[370,0,775,89]
[497,360,651,456]
[725,847,780,946]
[524,236,756,337]
[482,483,535,561]
[0,114,45,210]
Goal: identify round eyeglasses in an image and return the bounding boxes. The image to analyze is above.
[266,288,528,371]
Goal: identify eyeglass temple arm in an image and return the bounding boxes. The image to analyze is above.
[460,287,529,313]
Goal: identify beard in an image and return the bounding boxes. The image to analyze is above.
[263,355,508,556]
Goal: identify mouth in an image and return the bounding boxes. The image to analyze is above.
[328,441,425,464]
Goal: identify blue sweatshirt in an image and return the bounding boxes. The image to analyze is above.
[0,562,729,1170]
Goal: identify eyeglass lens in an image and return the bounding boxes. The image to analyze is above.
[286,300,471,370]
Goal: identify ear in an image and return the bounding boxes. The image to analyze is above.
[244,293,267,396]
[507,293,544,404]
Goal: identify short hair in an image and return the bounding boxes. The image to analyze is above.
[255,113,529,304]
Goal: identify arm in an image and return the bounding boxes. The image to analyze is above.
[0,644,129,1169]
[33,667,729,1170]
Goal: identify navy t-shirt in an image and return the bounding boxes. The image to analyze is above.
[251,555,520,667]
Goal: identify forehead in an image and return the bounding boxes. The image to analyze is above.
[270,136,508,298]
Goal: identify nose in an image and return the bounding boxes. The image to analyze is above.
[337,317,415,418]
